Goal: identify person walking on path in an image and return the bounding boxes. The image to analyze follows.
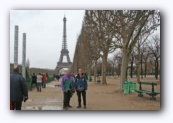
[57,75,60,81]
[30,73,38,91]
[61,69,75,110]
[54,73,57,82]
[10,66,28,110]
[37,73,42,92]
[42,73,47,88]
[75,69,88,108]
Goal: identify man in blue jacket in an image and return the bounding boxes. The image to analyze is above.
[75,69,88,108]
[61,69,75,110]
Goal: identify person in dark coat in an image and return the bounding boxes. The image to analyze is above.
[57,75,60,81]
[30,73,38,91]
[75,69,88,108]
[10,66,28,110]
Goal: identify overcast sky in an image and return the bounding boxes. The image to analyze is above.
[10,10,85,69]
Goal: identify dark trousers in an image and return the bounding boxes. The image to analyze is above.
[37,83,42,92]
[30,82,38,91]
[63,91,71,108]
[11,102,22,110]
[42,82,46,88]
[77,90,86,106]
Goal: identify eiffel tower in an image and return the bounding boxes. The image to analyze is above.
[55,16,72,74]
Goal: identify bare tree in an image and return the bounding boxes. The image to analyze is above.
[143,47,150,77]
[72,15,101,78]
[147,34,160,79]
[85,10,118,85]
[107,10,160,90]
[73,10,160,91]
[129,49,137,78]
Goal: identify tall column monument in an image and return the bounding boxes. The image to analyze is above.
[22,33,26,78]
[14,25,19,66]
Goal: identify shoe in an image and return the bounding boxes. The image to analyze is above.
[77,106,81,108]
[68,105,72,108]
[84,106,86,108]
[63,107,68,110]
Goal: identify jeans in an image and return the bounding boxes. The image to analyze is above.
[42,82,46,88]
[63,91,71,108]
[37,83,42,92]
[77,90,86,106]
[30,82,38,91]
[11,102,22,110]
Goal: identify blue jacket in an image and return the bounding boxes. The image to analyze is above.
[75,73,88,90]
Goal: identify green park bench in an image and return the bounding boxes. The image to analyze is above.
[135,82,160,100]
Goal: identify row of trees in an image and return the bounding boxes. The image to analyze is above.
[108,34,160,80]
[72,10,160,91]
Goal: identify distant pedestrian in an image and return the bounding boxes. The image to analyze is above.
[37,73,42,92]
[71,73,75,78]
[84,73,88,80]
[30,73,38,91]
[54,73,57,81]
[42,73,47,88]
[57,75,60,81]
[75,69,88,108]
[10,65,28,110]
[61,69,75,110]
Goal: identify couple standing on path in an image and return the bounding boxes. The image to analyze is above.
[61,69,88,110]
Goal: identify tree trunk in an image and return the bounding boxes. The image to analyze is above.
[88,65,91,76]
[130,58,133,78]
[144,60,147,77]
[137,63,140,82]
[155,59,158,80]
[94,60,97,82]
[137,45,141,82]
[112,65,115,77]
[130,55,134,78]
[140,56,143,79]
[120,50,129,90]
[101,53,108,85]
[118,64,121,77]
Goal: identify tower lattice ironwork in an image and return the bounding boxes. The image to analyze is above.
[55,16,72,74]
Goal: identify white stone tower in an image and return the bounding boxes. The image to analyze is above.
[22,33,26,78]
[14,25,19,66]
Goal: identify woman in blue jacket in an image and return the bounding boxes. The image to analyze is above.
[75,69,88,108]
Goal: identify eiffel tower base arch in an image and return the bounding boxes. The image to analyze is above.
[55,62,72,75]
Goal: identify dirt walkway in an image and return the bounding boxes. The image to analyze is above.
[22,76,160,110]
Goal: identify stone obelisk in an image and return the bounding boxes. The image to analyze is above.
[14,25,19,66]
[22,33,26,78]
